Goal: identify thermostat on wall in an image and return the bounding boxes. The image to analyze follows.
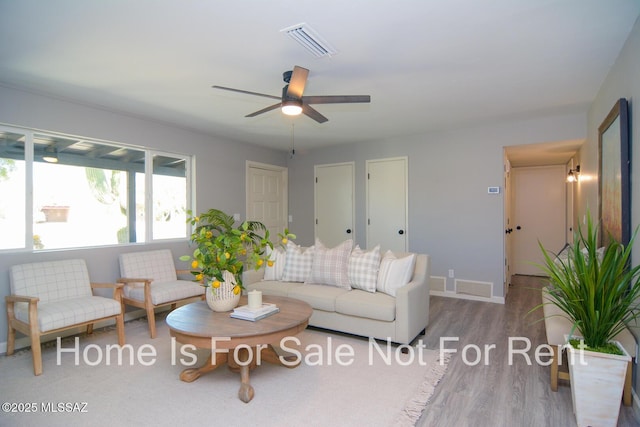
[488,186,500,194]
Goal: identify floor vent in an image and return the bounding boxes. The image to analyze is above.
[455,279,493,299]
[430,276,446,292]
[280,23,337,57]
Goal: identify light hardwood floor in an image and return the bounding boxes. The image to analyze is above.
[416,275,639,427]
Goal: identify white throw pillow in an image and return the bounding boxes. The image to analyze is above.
[263,246,286,281]
[281,241,315,282]
[376,251,416,296]
[306,238,353,289]
[348,245,381,292]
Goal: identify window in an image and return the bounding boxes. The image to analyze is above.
[152,154,188,240]
[0,127,192,251]
[0,131,26,250]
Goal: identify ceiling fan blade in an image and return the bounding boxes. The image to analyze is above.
[302,104,328,123]
[286,66,309,99]
[212,85,281,101]
[303,95,371,104]
[245,103,282,117]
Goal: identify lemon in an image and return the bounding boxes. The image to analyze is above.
[195,273,203,281]
[267,260,274,267]
[212,280,221,289]
[191,260,199,269]
[281,238,288,245]
[256,259,264,267]
[233,285,241,295]
[205,231,213,239]
[225,252,231,259]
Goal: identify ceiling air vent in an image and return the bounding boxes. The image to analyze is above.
[280,23,337,58]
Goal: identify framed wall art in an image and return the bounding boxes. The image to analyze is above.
[598,98,630,247]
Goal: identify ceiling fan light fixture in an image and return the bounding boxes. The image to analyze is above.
[282,99,303,116]
[43,145,58,163]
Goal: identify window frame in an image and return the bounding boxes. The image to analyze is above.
[0,124,194,252]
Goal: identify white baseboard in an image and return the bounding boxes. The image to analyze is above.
[0,308,153,355]
[430,289,505,304]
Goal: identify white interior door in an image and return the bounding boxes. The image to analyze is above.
[366,157,408,252]
[512,165,566,275]
[315,162,354,247]
[246,161,288,241]
[503,156,513,295]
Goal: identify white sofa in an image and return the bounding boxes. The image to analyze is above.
[244,249,430,346]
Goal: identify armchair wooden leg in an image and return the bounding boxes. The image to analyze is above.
[550,345,559,392]
[6,324,16,356]
[116,313,125,346]
[146,305,156,339]
[30,330,43,376]
[86,323,94,335]
[170,303,177,310]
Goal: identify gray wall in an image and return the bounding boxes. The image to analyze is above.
[577,16,640,394]
[288,113,586,299]
[0,85,287,347]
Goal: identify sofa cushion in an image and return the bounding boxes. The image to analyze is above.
[335,290,396,322]
[125,280,204,305]
[306,238,353,289]
[288,284,350,312]
[376,251,416,296]
[348,245,381,293]
[246,280,303,297]
[281,242,315,282]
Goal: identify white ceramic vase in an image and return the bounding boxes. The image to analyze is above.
[205,270,241,312]
[566,339,630,427]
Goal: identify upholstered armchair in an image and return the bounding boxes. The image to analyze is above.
[118,249,204,338]
[542,286,635,406]
[6,259,125,375]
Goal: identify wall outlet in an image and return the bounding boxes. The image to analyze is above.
[289,215,293,223]
[448,269,454,278]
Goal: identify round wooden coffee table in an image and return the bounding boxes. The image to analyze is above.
[166,295,312,403]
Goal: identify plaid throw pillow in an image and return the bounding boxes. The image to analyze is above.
[306,239,353,289]
[348,245,381,292]
[281,242,315,282]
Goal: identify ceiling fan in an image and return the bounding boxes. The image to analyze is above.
[212,65,371,123]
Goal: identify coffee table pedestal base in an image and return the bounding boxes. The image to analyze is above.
[178,345,300,403]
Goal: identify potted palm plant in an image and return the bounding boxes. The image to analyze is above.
[181,208,293,311]
[538,213,640,427]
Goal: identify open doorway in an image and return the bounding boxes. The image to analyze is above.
[503,139,583,294]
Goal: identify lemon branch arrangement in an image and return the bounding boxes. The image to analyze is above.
[181,208,295,295]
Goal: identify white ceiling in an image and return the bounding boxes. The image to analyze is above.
[1,0,638,163]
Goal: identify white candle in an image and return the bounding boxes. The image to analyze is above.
[248,290,262,309]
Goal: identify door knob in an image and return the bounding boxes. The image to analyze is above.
[346,229,352,234]
[398,230,404,235]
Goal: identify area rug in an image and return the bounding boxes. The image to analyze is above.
[0,315,449,427]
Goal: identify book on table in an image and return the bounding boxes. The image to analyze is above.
[230,303,279,321]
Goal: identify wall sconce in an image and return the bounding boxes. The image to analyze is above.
[43,145,58,163]
[567,165,580,182]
